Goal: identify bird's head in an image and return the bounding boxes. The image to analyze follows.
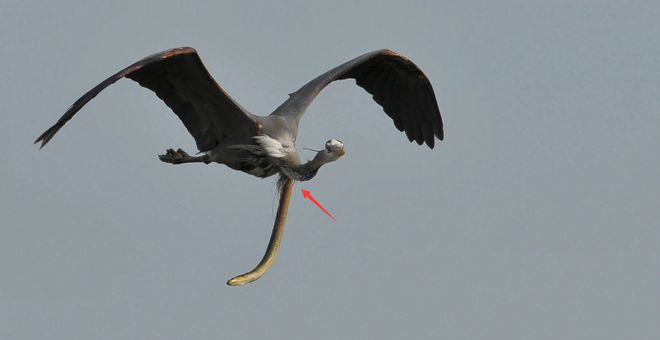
[286,139,345,182]
[323,139,345,161]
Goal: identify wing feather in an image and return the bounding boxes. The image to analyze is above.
[35,47,255,151]
[272,49,443,148]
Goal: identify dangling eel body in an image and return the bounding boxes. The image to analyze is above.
[226,178,294,285]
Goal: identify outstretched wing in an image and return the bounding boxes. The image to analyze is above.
[271,49,443,148]
[35,47,256,151]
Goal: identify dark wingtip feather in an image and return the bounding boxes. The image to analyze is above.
[423,126,435,149]
[34,125,59,149]
[435,118,444,141]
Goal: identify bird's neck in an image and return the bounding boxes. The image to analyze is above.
[279,152,327,181]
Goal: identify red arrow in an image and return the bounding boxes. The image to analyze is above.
[301,189,336,221]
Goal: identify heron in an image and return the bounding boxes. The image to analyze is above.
[35,47,444,285]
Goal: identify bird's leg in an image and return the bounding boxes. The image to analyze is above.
[158,148,210,164]
[227,178,294,286]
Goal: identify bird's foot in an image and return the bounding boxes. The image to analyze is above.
[158,148,191,164]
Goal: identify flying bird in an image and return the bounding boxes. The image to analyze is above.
[35,47,444,285]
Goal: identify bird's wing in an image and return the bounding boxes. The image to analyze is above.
[35,47,256,151]
[271,49,443,148]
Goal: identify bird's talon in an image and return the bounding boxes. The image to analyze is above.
[159,148,193,164]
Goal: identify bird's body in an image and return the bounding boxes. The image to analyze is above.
[201,118,298,179]
[36,47,444,285]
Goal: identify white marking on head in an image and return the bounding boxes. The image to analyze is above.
[325,139,343,149]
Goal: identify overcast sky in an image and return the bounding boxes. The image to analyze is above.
[1,1,659,339]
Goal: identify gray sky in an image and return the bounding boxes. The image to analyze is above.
[2,1,659,339]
